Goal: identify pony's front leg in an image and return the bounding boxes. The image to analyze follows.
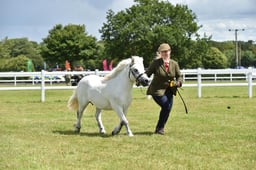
[112,121,124,136]
[122,108,134,137]
[112,107,133,137]
[120,118,134,137]
[95,108,106,134]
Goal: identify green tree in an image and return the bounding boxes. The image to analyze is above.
[240,41,256,68]
[99,0,203,67]
[0,38,43,71]
[183,35,211,68]
[0,37,11,58]
[223,49,235,68]
[1,55,31,72]
[203,47,227,69]
[210,40,256,68]
[41,24,100,69]
[208,41,234,52]
[241,50,256,67]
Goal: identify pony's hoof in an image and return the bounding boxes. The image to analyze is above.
[74,128,80,133]
[128,133,134,137]
[74,125,81,133]
[112,131,117,136]
[100,130,106,134]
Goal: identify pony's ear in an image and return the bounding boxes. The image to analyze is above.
[131,56,135,65]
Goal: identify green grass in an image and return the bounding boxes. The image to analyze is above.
[0,87,256,170]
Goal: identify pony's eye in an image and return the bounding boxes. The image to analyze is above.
[133,69,139,73]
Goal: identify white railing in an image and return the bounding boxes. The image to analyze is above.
[195,68,255,98]
[0,68,255,101]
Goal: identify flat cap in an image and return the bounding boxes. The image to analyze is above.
[158,43,171,52]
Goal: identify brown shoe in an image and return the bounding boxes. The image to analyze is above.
[155,128,164,135]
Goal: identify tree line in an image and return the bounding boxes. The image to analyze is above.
[0,0,255,72]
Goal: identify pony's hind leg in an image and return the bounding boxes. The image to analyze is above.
[95,108,106,134]
[74,102,89,133]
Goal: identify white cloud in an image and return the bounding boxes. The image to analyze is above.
[110,0,134,12]
[0,0,110,41]
[182,0,256,41]
[0,0,255,42]
[197,17,256,41]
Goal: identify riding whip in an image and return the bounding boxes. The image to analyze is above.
[177,89,188,114]
[170,81,188,114]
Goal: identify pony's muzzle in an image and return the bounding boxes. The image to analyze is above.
[137,74,150,87]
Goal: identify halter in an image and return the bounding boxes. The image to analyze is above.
[128,63,144,84]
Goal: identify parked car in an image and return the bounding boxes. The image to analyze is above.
[29,75,65,83]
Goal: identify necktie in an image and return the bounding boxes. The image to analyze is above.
[164,62,169,72]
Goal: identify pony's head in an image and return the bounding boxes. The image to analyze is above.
[129,56,149,87]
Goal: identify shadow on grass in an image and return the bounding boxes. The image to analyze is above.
[52,130,112,138]
[204,95,247,99]
[133,131,154,136]
[52,130,154,137]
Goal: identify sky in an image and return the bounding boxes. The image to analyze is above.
[0,0,256,43]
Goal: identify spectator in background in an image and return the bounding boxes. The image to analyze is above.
[65,68,71,86]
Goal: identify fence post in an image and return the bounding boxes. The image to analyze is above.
[14,75,17,86]
[95,69,99,76]
[41,70,45,102]
[197,68,202,98]
[32,76,35,85]
[50,76,53,85]
[248,67,252,98]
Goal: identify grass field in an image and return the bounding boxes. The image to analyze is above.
[0,86,255,170]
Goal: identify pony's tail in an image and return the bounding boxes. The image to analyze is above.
[67,89,78,111]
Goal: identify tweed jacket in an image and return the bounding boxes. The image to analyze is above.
[145,58,182,96]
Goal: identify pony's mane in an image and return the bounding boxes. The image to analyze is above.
[103,58,132,81]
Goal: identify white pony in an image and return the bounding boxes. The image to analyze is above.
[67,56,149,136]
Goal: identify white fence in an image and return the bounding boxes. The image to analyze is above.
[0,68,255,102]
